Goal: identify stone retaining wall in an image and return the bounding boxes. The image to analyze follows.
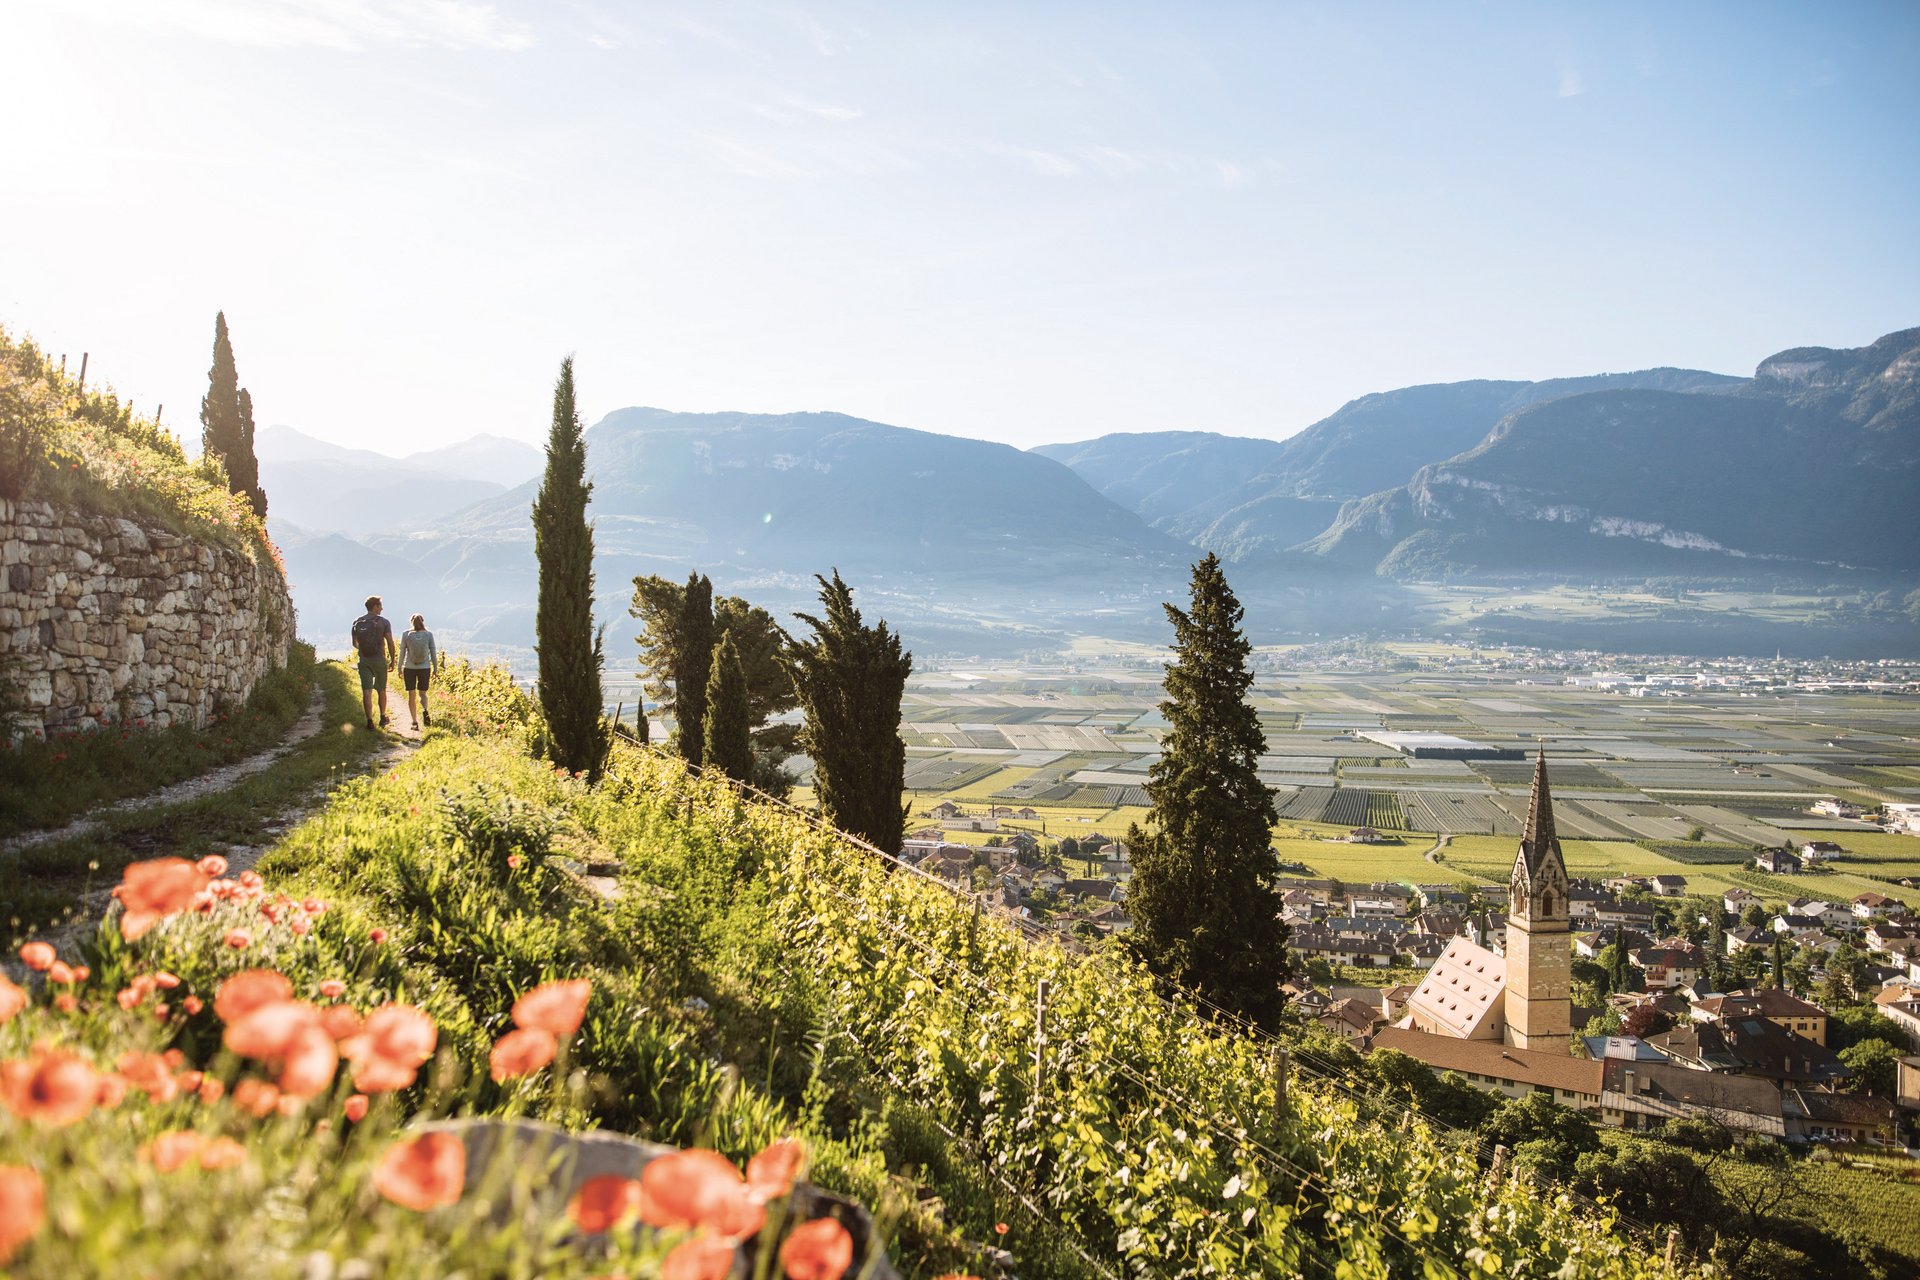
[0,497,296,737]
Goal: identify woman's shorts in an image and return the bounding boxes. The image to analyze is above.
[403,668,432,691]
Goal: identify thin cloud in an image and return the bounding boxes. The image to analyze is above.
[73,0,536,50]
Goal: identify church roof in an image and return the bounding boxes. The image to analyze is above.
[1405,938,1506,1039]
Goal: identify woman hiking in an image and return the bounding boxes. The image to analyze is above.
[399,613,438,731]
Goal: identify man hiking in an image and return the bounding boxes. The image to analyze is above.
[400,612,437,731]
[350,595,397,732]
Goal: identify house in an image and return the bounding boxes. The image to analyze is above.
[1812,799,1861,820]
[1463,913,1507,954]
[1014,806,1040,820]
[1567,881,1608,924]
[927,801,962,819]
[1059,878,1117,902]
[921,850,976,884]
[1371,1027,1604,1111]
[1320,997,1386,1043]
[1004,831,1040,856]
[1603,876,1649,895]
[1898,1055,1920,1111]
[1788,898,1856,930]
[1885,803,1920,835]
[942,816,999,833]
[1396,935,1449,965]
[1798,840,1844,864]
[1602,1058,1787,1139]
[1723,888,1760,916]
[1854,892,1901,919]
[1083,902,1131,933]
[1591,898,1657,930]
[1345,890,1401,919]
[1650,875,1689,898]
[1282,982,1332,1015]
[1693,989,1830,1047]
[1873,982,1920,1050]
[1783,1089,1899,1146]
[1414,908,1464,938]
[900,839,944,862]
[1724,926,1772,956]
[1405,941,1507,1040]
[1030,867,1067,892]
[1631,945,1704,991]
[1866,921,1920,961]
[1415,884,1471,909]
[1665,1014,1847,1085]
[1346,826,1388,844]
[1381,983,1418,1022]
[1755,849,1803,875]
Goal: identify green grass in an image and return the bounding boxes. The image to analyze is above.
[0,642,319,839]
[0,657,386,940]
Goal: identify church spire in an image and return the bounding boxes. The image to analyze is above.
[1520,739,1556,866]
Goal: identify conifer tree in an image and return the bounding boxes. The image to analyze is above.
[531,356,608,778]
[702,630,753,783]
[672,572,715,766]
[1124,554,1286,1026]
[786,570,911,855]
[199,313,266,517]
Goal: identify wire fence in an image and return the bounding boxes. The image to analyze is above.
[603,741,1697,1274]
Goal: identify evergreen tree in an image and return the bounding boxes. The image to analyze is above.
[672,572,715,766]
[234,386,267,517]
[531,356,608,778]
[702,630,753,783]
[198,313,266,517]
[1124,554,1286,1026]
[786,570,911,855]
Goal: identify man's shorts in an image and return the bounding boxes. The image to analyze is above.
[403,668,432,692]
[358,659,388,693]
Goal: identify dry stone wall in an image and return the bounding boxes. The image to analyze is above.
[0,497,295,738]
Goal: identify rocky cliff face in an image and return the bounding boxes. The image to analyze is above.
[1,498,295,737]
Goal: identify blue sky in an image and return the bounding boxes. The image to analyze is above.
[1,1,1914,454]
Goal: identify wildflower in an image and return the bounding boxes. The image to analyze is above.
[46,962,75,985]
[489,1027,557,1082]
[197,1077,225,1104]
[780,1217,854,1280]
[344,1093,369,1123]
[116,1052,178,1102]
[747,1137,806,1203]
[303,898,327,915]
[238,871,264,891]
[994,1223,1008,1236]
[373,1132,466,1212]
[568,1174,642,1233]
[290,917,311,936]
[0,1165,45,1263]
[0,978,26,1026]
[318,979,347,1000]
[512,979,590,1040]
[154,1002,171,1020]
[183,995,205,1015]
[638,1148,764,1242]
[1,1050,100,1126]
[225,929,252,950]
[16,943,53,973]
[70,966,89,983]
[118,857,212,940]
[176,1070,203,1093]
[52,995,76,1013]
[196,855,229,878]
[153,971,181,990]
[198,1136,247,1169]
[320,1005,363,1041]
[144,1131,206,1173]
[232,1079,280,1117]
[340,1003,436,1093]
[368,928,389,945]
[506,854,523,869]
[661,1235,736,1280]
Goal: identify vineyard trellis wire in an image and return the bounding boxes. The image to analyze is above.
[603,740,1703,1277]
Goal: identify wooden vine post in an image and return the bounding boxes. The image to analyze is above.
[1272,1045,1290,1119]
[1033,978,1052,1108]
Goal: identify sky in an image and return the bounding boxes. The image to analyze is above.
[1,1,1916,456]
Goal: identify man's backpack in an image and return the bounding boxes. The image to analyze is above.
[351,614,387,661]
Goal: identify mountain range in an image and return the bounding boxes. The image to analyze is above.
[264,326,1918,660]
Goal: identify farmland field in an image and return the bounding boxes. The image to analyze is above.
[817,653,1920,909]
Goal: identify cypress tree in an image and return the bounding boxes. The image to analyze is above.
[234,386,267,517]
[1124,553,1286,1027]
[702,630,753,783]
[531,356,608,778]
[672,572,715,766]
[199,313,266,517]
[786,570,911,855]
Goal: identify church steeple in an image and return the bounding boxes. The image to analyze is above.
[1519,740,1559,875]
[1504,740,1571,1053]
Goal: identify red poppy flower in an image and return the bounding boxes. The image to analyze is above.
[95,1073,128,1108]
[46,962,74,986]
[52,994,75,1014]
[183,995,205,1016]
[340,1003,437,1093]
[320,1005,363,1042]
[224,1000,320,1059]
[639,1149,764,1242]
[661,1235,737,1280]
[144,1131,206,1173]
[512,979,591,1039]
[747,1137,806,1203]
[1,1050,100,1126]
[153,971,181,990]
[318,979,347,1000]
[215,970,293,1023]
[197,1077,225,1104]
[0,1165,45,1263]
[116,1052,178,1101]
[568,1174,642,1233]
[198,1136,247,1169]
[344,1093,369,1123]
[225,929,252,950]
[488,1027,557,1082]
[368,928,388,945]
[232,1078,281,1117]
[374,1132,466,1212]
[16,944,53,973]
[0,978,26,1025]
[780,1217,854,1280]
[118,857,211,940]
[276,1021,342,1098]
[196,855,229,878]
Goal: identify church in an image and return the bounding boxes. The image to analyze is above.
[1401,746,1572,1053]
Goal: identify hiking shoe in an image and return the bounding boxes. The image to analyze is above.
[410,720,420,732]
[379,715,390,728]
[365,717,375,731]
[422,710,431,727]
